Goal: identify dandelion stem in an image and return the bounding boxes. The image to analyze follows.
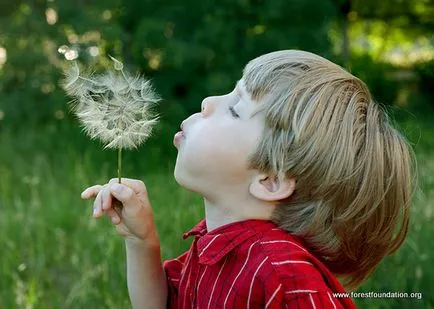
[112,147,124,216]
[118,147,122,183]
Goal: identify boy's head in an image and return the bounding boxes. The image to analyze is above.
[174,50,415,290]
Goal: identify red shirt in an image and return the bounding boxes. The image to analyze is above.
[163,219,356,309]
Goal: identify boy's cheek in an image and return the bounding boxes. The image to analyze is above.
[181,145,249,184]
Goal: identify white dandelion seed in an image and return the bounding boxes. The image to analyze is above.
[109,55,124,71]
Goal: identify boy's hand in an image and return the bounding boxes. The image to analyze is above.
[81,178,158,244]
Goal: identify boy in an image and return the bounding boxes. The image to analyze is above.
[81,50,415,308]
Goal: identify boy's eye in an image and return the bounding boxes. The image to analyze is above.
[229,106,239,118]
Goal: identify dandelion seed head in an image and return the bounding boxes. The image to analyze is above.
[62,57,161,150]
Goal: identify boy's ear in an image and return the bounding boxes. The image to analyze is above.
[249,172,295,202]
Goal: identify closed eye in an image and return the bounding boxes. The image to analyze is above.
[229,106,239,118]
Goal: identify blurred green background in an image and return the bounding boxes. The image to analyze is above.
[0,0,433,308]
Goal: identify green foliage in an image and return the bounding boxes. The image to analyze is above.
[352,0,434,36]
[345,54,400,105]
[414,59,434,101]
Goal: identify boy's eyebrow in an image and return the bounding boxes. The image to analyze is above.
[235,80,245,98]
[236,79,262,119]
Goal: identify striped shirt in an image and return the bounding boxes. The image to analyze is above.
[163,219,356,308]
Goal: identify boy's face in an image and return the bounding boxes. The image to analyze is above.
[173,79,264,198]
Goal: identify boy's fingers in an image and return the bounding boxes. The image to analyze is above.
[81,185,103,199]
[109,178,147,195]
[101,185,112,210]
[106,209,121,225]
[109,183,136,207]
[93,191,104,218]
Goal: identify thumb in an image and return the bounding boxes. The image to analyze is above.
[109,183,136,207]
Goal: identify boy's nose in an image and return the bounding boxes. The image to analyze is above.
[201,97,216,116]
[180,96,219,133]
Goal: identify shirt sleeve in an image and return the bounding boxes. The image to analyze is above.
[162,251,189,309]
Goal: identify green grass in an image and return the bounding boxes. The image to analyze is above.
[0,110,433,308]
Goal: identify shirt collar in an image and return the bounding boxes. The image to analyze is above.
[183,218,278,265]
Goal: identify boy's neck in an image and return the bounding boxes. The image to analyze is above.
[203,197,275,232]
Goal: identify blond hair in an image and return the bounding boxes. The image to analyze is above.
[243,50,416,291]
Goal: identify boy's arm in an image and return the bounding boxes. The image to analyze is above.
[126,237,168,309]
[81,179,169,308]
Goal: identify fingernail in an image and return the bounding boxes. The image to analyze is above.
[93,208,97,216]
[111,183,122,193]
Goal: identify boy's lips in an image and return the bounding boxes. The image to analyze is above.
[173,131,185,146]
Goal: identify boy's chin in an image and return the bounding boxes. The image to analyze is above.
[174,167,205,194]
[173,166,191,188]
